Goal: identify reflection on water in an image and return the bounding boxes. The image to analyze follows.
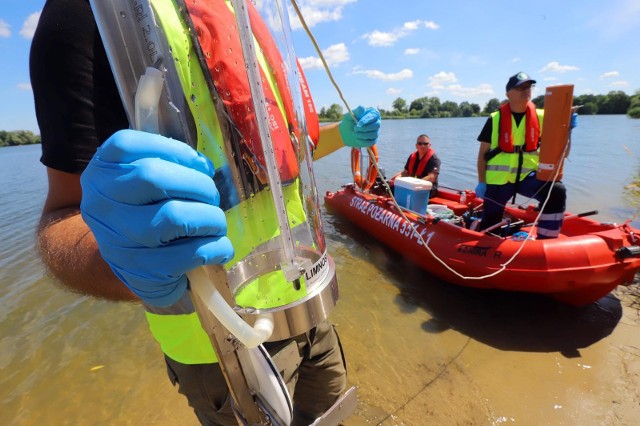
[327,210,638,425]
[2,116,640,425]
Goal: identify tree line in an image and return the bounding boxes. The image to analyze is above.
[0,130,40,147]
[318,90,640,120]
[3,90,639,143]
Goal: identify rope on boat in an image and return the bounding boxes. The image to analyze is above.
[293,1,570,281]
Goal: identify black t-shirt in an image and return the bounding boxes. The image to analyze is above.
[30,0,128,174]
[477,111,526,143]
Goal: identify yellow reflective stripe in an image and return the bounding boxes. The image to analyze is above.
[145,311,217,364]
[151,0,227,169]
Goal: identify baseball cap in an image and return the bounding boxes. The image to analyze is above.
[506,72,536,91]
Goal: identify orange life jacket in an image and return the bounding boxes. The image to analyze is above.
[185,1,319,182]
[407,148,434,177]
[498,101,540,153]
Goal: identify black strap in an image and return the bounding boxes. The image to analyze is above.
[511,150,525,204]
[484,147,502,162]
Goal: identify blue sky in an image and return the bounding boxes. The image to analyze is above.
[2,0,640,133]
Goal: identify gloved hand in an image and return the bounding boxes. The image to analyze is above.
[570,112,578,129]
[338,105,381,148]
[80,129,234,307]
[475,182,487,198]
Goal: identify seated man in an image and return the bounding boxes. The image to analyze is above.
[390,134,441,195]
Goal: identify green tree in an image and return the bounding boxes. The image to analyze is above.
[0,130,40,147]
[424,97,441,117]
[409,97,429,115]
[324,103,343,121]
[627,90,640,119]
[459,101,474,117]
[440,100,460,117]
[598,91,630,114]
[392,97,407,114]
[483,98,501,114]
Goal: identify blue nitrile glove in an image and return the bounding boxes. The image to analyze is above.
[80,129,234,307]
[475,182,487,198]
[338,105,381,148]
[570,112,578,129]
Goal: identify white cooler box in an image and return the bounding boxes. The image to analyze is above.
[395,177,432,214]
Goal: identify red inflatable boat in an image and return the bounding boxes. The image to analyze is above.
[324,185,640,306]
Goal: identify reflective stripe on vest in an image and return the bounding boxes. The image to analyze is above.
[486,108,544,185]
[144,0,313,364]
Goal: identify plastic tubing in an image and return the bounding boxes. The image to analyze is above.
[188,267,274,348]
[134,67,164,134]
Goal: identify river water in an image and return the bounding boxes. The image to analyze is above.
[1,116,640,425]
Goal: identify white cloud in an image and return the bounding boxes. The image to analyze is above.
[539,61,579,73]
[386,87,402,96]
[511,57,521,63]
[447,83,494,98]
[609,80,630,87]
[298,57,323,70]
[17,82,32,91]
[362,30,398,47]
[20,11,41,39]
[362,20,439,47]
[299,43,349,70]
[423,72,494,99]
[600,71,620,79]
[404,48,420,55]
[0,19,10,37]
[287,0,356,29]
[423,21,439,30]
[428,71,457,88]
[321,43,349,66]
[352,68,413,82]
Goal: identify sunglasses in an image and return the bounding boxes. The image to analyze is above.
[416,142,430,146]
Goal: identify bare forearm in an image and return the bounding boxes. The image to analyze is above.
[477,143,489,183]
[424,167,439,183]
[477,161,486,183]
[37,208,138,302]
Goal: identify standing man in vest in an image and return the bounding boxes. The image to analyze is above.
[390,134,441,194]
[475,72,569,238]
[30,0,380,425]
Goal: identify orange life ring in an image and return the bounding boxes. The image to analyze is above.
[350,146,379,191]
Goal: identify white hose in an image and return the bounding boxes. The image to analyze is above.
[188,267,274,348]
[134,67,163,134]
